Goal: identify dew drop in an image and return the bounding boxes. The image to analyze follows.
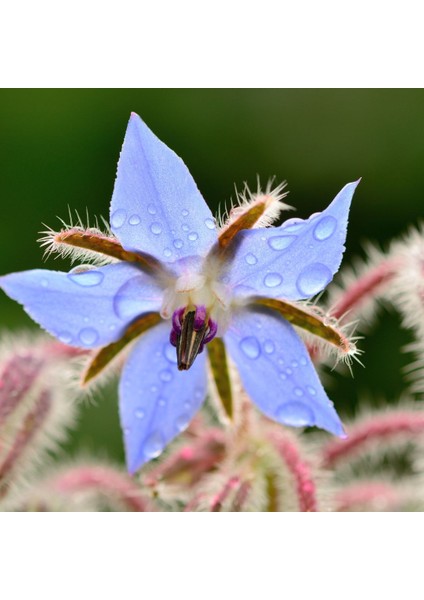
[173,239,183,249]
[286,367,293,375]
[58,332,72,344]
[276,402,315,427]
[279,372,287,380]
[268,235,297,251]
[164,344,178,364]
[143,432,164,459]
[296,263,332,296]
[158,397,166,407]
[282,218,304,232]
[264,273,283,288]
[159,369,173,382]
[194,388,203,400]
[79,327,99,346]
[181,224,189,232]
[150,222,162,235]
[150,385,158,393]
[294,387,304,397]
[205,218,215,230]
[111,209,127,228]
[147,204,157,215]
[240,336,261,359]
[128,214,141,226]
[114,276,146,320]
[188,232,199,241]
[181,209,189,217]
[68,270,104,287]
[291,360,298,368]
[313,216,337,241]
[41,278,49,288]
[300,357,308,366]
[184,401,191,410]
[175,413,190,432]
[245,253,258,265]
[164,248,172,258]
[307,385,317,396]
[135,408,145,419]
[264,340,275,354]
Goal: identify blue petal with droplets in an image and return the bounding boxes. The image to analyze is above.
[225,181,359,300]
[0,263,162,348]
[224,307,345,436]
[119,321,207,473]
[110,113,218,262]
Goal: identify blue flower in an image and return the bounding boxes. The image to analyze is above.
[0,113,359,473]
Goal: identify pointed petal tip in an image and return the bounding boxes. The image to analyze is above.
[130,111,141,120]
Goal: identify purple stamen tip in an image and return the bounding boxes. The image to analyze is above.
[169,329,178,347]
[193,305,207,330]
[204,318,218,344]
[172,307,185,334]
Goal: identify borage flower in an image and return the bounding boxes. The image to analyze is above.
[0,113,359,473]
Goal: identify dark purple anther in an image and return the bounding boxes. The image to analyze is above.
[170,306,219,370]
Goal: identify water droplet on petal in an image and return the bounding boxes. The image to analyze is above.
[68,270,104,287]
[291,360,298,368]
[58,332,72,344]
[300,357,308,366]
[128,214,141,226]
[245,253,258,265]
[79,327,99,346]
[313,216,337,241]
[276,402,315,426]
[188,232,198,241]
[150,385,158,393]
[240,336,261,359]
[159,369,173,382]
[264,340,275,354]
[286,367,293,375]
[279,372,287,380]
[114,276,147,320]
[282,218,304,233]
[182,224,189,232]
[264,273,283,288]
[173,239,183,249]
[143,432,164,459]
[268,235,297,251]
[41,278,49,288]
[294,387,304,397]
[150,222,162,235]
[164,248,172,258]
[164,344,178,364]
[175,413,190,432]
[147,204,157,215]
[205,218,215,230]
[296,263,332,296]
[307,386,316,396]
[135,408,145,419]
[194,388,203,400]
[181,209,189,217]
[111,209,127,228]
[158,397,166,407]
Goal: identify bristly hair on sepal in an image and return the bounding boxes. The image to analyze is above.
[38,209,117,267]
[217,178,293,233]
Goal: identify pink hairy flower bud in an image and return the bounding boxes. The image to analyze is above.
[322,410,424,468]
[50,465,154,512]
[334,481,401,512]
[269,430,318,512]
[144,429,226,488]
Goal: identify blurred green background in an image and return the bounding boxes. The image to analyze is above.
[0,89,422,464]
